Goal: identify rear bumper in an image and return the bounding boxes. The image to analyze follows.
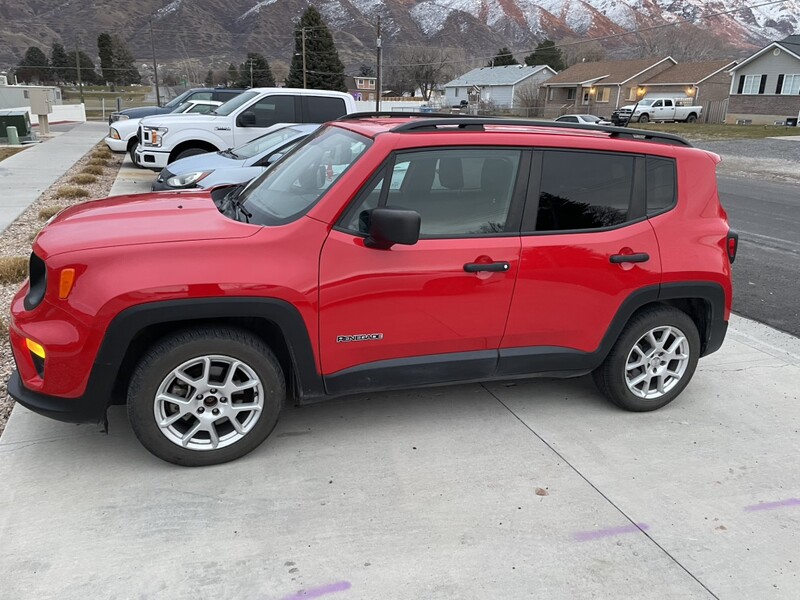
[7,369,112,424]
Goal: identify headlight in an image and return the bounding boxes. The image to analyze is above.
[166,171,212,188]
[109,127,120,140]
[111,114,129,122]
[144,126,168,147]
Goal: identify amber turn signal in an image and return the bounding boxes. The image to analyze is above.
[58,268,76,299]
[26,338,46,359]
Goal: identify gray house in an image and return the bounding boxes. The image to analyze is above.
[443,65,556,109]
[726,35,800,125]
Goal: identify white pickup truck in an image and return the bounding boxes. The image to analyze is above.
[614,97,702,124]
[135,87,357,170]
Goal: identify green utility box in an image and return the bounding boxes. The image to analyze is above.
[0,110,34,142]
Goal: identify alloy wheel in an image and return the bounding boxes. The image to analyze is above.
[624,326,690,399]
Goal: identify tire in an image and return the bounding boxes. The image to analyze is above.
[686,113,697,123]
[175,147,209,161]
[638,114,650,123]
[127,327,285,466]
[127,139,142,168]
[593,306,700,412]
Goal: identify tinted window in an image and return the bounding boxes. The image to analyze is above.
[344,149,521,237]
[213,90,240,102]
[187,91,213,102]
[305,97,347,123]
[215,91,259,116]
[646,157,676,215]
[557,116,578,123]
[246,96,297,127]
[536,151,634,231]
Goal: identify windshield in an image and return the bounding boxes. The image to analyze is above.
[635,99,655,106]
[234,126,306,159]
[214,91,259,116]
[240,127,371,225]
[164,90,194,109]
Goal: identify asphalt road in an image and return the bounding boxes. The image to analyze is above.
[717,176,800,337]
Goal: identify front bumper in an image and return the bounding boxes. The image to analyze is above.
[135,147,169,171]
[7,369,113,424]
[104,136,128,153]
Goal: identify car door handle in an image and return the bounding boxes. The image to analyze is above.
[610,253,650,264]
[464,262,510,273]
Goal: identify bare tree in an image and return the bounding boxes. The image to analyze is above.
[559,37,607,67]
[628,23,734,61]
[387,46,461,100]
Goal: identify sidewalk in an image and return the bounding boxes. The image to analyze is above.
[108,155,157,196]
[0,122,107,231]
[0,314,798,600]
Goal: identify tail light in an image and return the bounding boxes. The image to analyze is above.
[726,230,739,264]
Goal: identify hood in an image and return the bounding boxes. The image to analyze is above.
[197,167,266,189]
[165,151,243,175]
[116,106,172,120]
[34,192,257,259]
[140,113,224,129]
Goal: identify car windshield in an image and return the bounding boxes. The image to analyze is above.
[214,91,259,116]
[234,126,307,159]
[239,127,371,226]
[164,90,194,109]
[636,99,655,106]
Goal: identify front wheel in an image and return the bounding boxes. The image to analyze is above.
[127,327,285,466]
[593,306,700,412]
[174,147,209,161]
[638,114,650,123]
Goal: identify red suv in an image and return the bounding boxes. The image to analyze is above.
[8,114,737,466]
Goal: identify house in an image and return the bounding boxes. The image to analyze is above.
[541,57,675,118]
[443,65,556,109]
[345,75,377,102]
[726,35,800,125]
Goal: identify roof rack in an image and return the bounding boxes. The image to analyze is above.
[337,112,692,147]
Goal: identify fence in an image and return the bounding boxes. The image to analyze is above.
[703,99,729,124]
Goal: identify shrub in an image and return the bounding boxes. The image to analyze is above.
[81,165,104,176]
[55,186,89,199]
[0,256,28,284]
[70,174,97,185]
[39,205,64,220]
[87,159,108,168]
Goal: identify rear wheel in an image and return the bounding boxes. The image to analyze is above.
[593,306,700,411]
[686,113,698,123]
[127,327,285,466]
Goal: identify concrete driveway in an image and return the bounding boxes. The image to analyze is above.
[0,315,798,600]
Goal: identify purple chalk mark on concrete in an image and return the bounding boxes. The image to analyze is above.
[744,498,800,512]
[573,523,649,541]
[281,581,351,600]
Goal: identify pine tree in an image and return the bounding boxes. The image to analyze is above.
[524,40,565,72]
[97,33,114,83]
[237,53,275,88]
[50,43,72,83]
[227,63,239,86]
[16,46,49,84]
[488,47,519,67]
[111,36,140,85]
[66,50,101,85]
[358,64,375,77]
[286,7,346,92]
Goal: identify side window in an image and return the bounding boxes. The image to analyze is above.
[535,151,635,232]
[342,149,522,237]
[246,96,297,127]
[305,97,347,122]
[652,100,663,108]
[664,99,673,107]
[187,92,213,101]
[646,157,676,215]
[188,104,215,114]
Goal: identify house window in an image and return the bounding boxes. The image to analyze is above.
[780,74,800,95]
[740,74,763,94]
[23,90,29,98]
[582,90,590,104]
[548,88,554,101]
[367,79,375,89]
[566,88,576,100]
[597,87,611,103]
[625,87,636,101]
[454,88,459,97]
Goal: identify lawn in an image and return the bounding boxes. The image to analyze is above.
[635,122,800,141]
[0,147,25,162]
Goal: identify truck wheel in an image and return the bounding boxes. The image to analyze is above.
[638,114,650,123]
[686,114,698,123]
[127,138,142,168]
[127,327,285,466]
[175,147,209,161]
[592,306,700,412]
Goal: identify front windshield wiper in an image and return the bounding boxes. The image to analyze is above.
[220,185,252,223]
[219,148,239,158]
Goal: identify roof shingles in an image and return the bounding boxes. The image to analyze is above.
[544,58,674,86]
[641,60,736,85]
[445,64,552,87]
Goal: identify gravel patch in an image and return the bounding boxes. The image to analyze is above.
[696,138,800,184]
[0,146,123,437]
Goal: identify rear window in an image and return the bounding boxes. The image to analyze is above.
[646,157,677,215]
[305,97,347,122]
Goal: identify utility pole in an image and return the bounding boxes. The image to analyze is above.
[75,40,84,105]
[375,16,382,112]
[301,28,307,89]
[249,59,254,88]
[150,16,161,106]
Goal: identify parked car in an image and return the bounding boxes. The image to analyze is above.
[151,124,319,191]
[108,87,244,125]
[555,114,612,125]
[614,97,703,124]
[134,88,357,170]
[8,114,737,466]
[105,100,223,163]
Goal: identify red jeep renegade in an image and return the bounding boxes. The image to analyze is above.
[8,114,737,465]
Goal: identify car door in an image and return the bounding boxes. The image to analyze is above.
[498,149,663,375]
[662,99,675,120]
[233,94,300,145]
[318,147,528,392]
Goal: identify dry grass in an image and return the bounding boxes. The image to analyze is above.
[70,173,97,185]
[92,150,113,160]
[86,158,109,168]
[0,147,26,162]
[0,319,7,337]
[0,256,28,284]
[81,165,104,176]
[38,205,64,220]
[637,123,800,141]
[55,186,89,199]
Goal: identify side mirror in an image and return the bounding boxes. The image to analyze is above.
[264,151,284,165]
[237,111,256,127]
[365,208,421,250]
